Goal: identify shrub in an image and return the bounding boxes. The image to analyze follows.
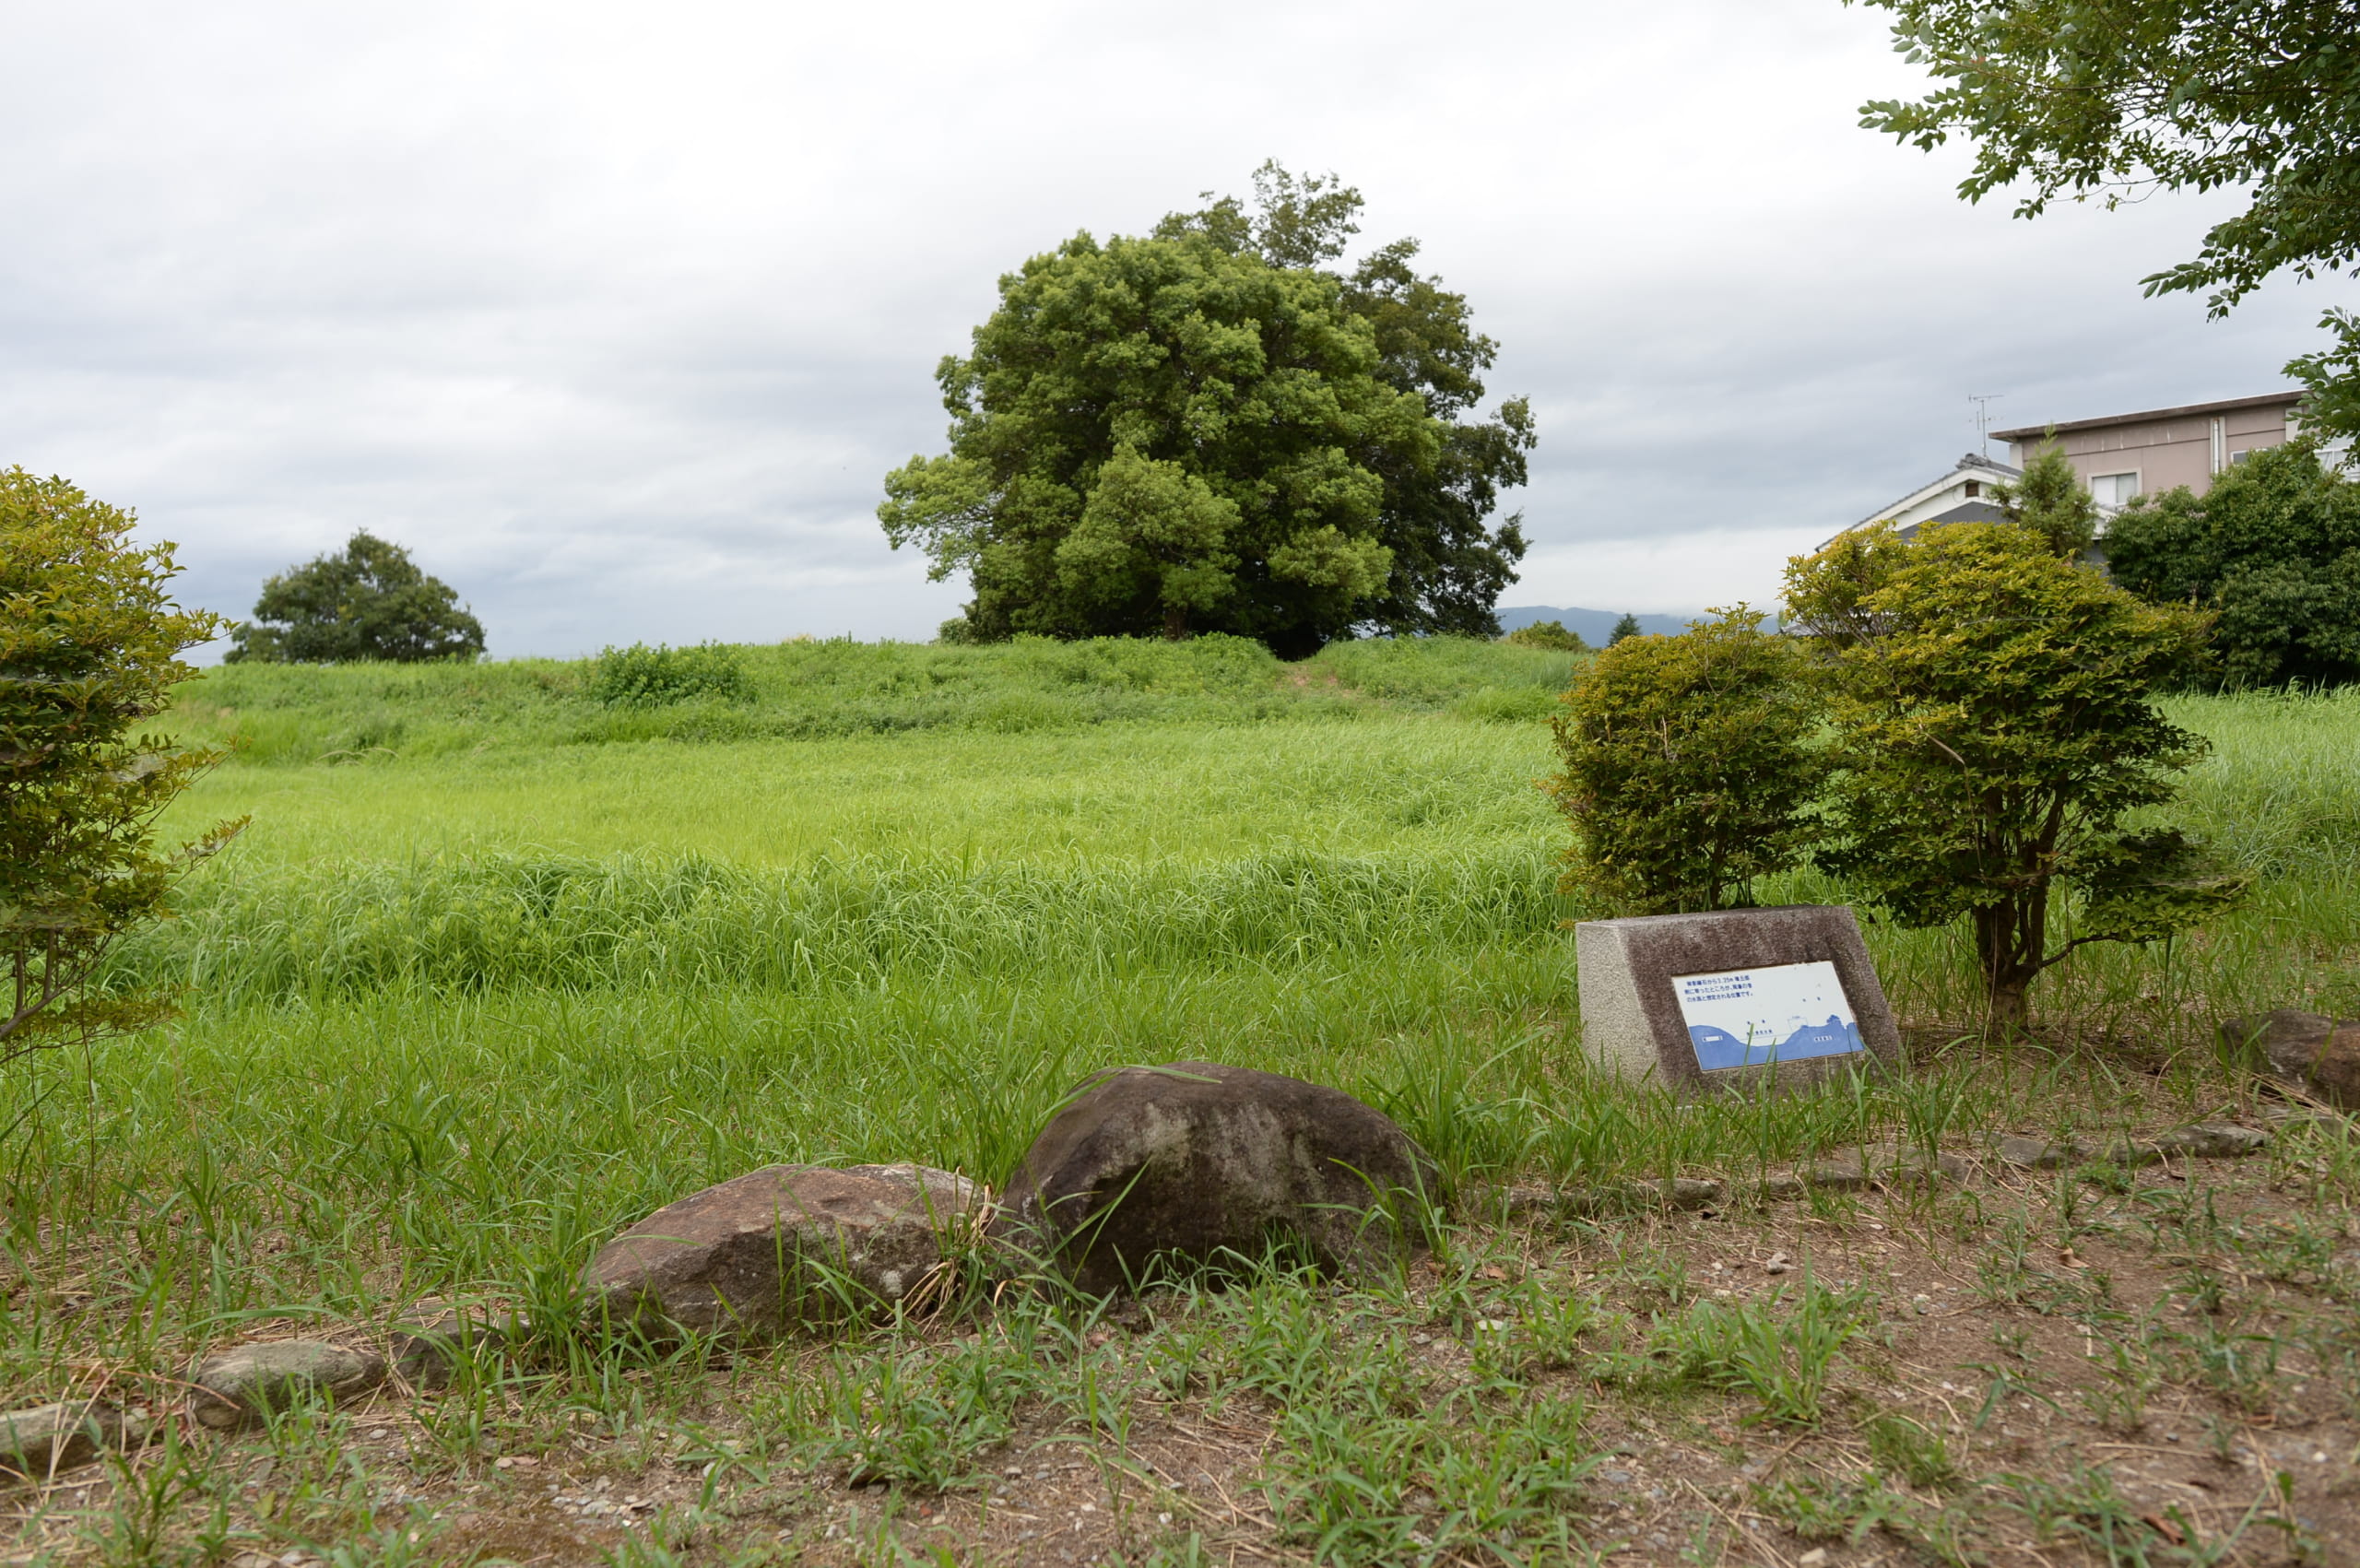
[1503,619,1587,652]
[1786,521,2247,1033]
[588,643,755,708]
[0,468,242,1064]
[1545,607,1820,914]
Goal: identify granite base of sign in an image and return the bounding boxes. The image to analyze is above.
[1576,905,1901,1093]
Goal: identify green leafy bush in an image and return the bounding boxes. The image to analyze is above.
[0,467,241,1064]
[1545,607,1820,914]
[1503,619,1587,652]
[588,642,754,708]
[1786,520,2246,1032]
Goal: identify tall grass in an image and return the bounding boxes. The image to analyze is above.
[0,637,2351,1413]
[167,634,1585,763]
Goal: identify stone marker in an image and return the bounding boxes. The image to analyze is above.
[0,1401,127,1477]
[992,1061,1438,1296]
[2220,1009,2360,1109]
[1576,905,1901,1091]
[582,1163,980,1339]
[190,1341,386,1431]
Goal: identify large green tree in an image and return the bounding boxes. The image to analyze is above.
[1850,0,2360,439]
[228,531,485,664]
[880,166,1532,654]
[1158,166,1536,639]
[2104,440,2360,688]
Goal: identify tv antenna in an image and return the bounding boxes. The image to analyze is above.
[1968,393,2006,459]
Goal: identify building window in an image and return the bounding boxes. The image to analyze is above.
[2231,449,2253,466]
[1964,480,1981,498]
[2090,472,2141,506]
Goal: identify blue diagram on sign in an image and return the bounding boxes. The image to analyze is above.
[1672,961,1864,1070]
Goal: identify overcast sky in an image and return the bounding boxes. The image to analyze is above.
[1,0,2337,658]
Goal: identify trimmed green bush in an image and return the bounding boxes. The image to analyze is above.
[1545,607,1819,914]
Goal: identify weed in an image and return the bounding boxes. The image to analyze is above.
[1864,1410,1959,1489]
[1643,1280,1873,1427]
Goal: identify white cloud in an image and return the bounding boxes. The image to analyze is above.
[1,0,2339,651]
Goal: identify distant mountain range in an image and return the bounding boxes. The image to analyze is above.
[1494,606,1699,644]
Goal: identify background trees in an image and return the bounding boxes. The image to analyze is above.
[1993,442,2099,559]
[228,531,484,664]
[0,469,240,1064]
[1849,0,2360,440]
[880,166,1532,655]
[2105,442,2360,689]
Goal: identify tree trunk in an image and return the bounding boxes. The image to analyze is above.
[1162,607,1188,641]
[1973,895,2043,1040]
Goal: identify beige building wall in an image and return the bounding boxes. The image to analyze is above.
[1995,393,2300,504]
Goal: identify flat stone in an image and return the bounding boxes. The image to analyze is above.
[2100,1140,2165,1168]
[1805,1159,1868,1191]
[2154,1123,2269,1159]
[0,1402,125,1478]
[584,1163,980,1339]
[190,1341,385,1431]
[1558,1177,1725,1215]
[1988,1134,2085,1170]
[991,1062,1437,1295]
[1753,1173,1807,1201]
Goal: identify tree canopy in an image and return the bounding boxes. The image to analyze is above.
[228,531,485,664]
[880,165,1532,655]
[1851,0,2360,439]
[2104,440,2360,688]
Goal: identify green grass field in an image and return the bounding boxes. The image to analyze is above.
[6,635,2360,1564]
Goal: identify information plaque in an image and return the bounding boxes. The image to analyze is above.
[1575,905,1900,1091]
[1671,961,1866,1071]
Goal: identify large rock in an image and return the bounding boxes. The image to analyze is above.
[190,1341,385,1431]
[2221,1010,2360,1108]
[582,1163,980,1338]
[991,1062,1439,1295]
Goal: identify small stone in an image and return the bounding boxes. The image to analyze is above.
[1988,1134,2083,1170]
[1762,1251,1793,1276]
[189,1341,385,1431]
[1911,1292,1933,1315]
[2154,1123,2269,1159]
[0,1401,125,1477]
[1869,1145,1970,1185]
[1799,1550,1829,1567]
[1806,1159,1867,1190]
